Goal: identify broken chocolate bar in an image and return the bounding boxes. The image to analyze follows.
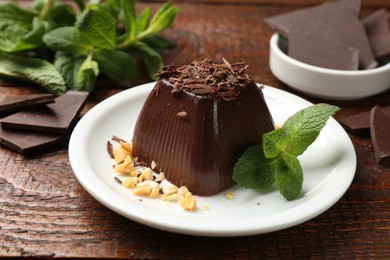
[338,111,371,136]
[0,94,54,116]
[0,91,88,134]
[0,127,68,153]
[288,31,359,70]
[265,0,377,70]
[370,106,390,164]
[363,9,390,61]
[339,106,390,136]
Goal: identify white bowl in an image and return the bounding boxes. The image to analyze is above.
[269,33,390,100]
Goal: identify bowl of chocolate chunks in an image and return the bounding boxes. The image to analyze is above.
[266,0,390,100]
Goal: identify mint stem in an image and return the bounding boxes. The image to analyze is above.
[39,0,54,20]
[116,28,153,50]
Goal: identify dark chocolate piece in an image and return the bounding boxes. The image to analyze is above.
[328,0,362,16]
[288,30,359,70]
[363,9,390,61]
[338,111,370,136]
[0,127,68,153]
[339,106,390,136]
[265,0,377,70]
[370,106,390,164]
[0,91,88,134]
[133,60,275,195]
[0,94,55,116]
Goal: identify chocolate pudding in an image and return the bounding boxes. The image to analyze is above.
[132,59,274,195]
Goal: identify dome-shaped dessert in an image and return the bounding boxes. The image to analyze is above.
[132,59,274,196]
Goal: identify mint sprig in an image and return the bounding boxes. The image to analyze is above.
[0,0,178,94]
[233,103,340,201]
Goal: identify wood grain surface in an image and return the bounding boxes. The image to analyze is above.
[1,1,390,258]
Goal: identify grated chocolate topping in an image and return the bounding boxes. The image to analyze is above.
[155,58,253,101]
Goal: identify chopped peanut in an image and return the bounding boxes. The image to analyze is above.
[113,145,130,164]
[178,186,189,198]
[111,139,198,211]
[122,177,139,188]
[133,187,152,196]
[120,141,133,154]
[179,192,196,211]
[225,192,235,200]
[162,185,178,196]
[139,168,153,181]
[137,180,159,190]
[154,172,165,182]
[130,170,140,177]
[161,193,179,202]
[114,155,135,174]
[151,160,157,170]
[149,188,160,199]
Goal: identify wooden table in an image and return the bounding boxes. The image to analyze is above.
[1,0,389,258]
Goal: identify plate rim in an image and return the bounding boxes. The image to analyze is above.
[69,82,357,237]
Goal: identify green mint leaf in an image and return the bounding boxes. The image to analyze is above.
[94,49,137,81]
[274,153,304,201]
[43,27,90,57]
[262,128,287,159]
[233,103,340,201]
[55,52,98,92]
[0,3,35,24]
[142,34,175,49]
[149,1,179,34]
[121,0,137,40]
[0,52,66,94]
[136,7,151,32]
[11,17,46,52]
[48,2,76,27]
[0,3,36,52]
[233,145,276,190]
[283,103,340,156]
[132,41,163,80]
[77,8,116,50]
[76,54,99,92]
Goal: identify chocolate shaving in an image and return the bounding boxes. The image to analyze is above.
[111,135,126,143]
[155,58,253,101]
[114,177,122,184]
[107,141,114,159]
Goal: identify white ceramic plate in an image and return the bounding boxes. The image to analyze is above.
[69,83,356,237]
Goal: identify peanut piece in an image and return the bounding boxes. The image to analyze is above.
[154,172,165,182]
[133,187,151,196]
[161,193,179,202]
[113,146,130,164]
[122,177,138,188]
[149,188,160,199]
[178,186,189,198]
[139,168,153,181]
[162,185,178,196]
[114,155,135,174]
[179,192,196,211]
[137,180,159,190]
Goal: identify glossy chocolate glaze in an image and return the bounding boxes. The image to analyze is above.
[132,61,274,196]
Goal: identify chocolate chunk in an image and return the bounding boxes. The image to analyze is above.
[338,111,371,136]
[328,0,362,16]
[288,31,359,70]
[0,127,68,153]
[370,106,390,164]
[339,106,390,136]
[363,9,390,61]
[265,0,377,70]
[0,91,88,134]
[0,94,55,116]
